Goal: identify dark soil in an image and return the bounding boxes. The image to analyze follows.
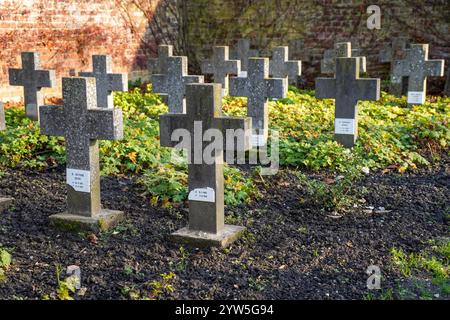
[0,157,448,300]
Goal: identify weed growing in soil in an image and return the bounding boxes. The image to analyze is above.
[0,247,12,281]
[390,242,450,298]
[42,264,78,300]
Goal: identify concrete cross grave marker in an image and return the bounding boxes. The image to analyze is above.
[269,46,301,85]
[39,77,124,232]
[0,102,13,213]
[316,57,380,148]
[229,57,287,147]
[321,42,366,75]
[148,45,174,75]
[160,83,252,247]
[379,37,410,96]
[201,46,240,96]
[230,39,259,76]
[445,65,450,96]
[152,56,204,113]
[8,52,56,121]
[79,55,128,109]
[393,44,444,105]
[288,39,312,63]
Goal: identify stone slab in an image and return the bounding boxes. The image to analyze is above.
[49,209,124,233]
[0,197,13,213]
[170,224,246,248]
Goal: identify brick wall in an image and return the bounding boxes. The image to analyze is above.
[184,0,450,91]
[1,0,449,102]
[0,0,154,102]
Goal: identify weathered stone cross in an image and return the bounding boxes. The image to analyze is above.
[160,83,251,247]
[229,57,287,146]
[0,102,5,131]
[201,46,240,96]
[393,44,444,105]
[321,42,366,75]
[40,77,124,232]
[230,39,259,75]
[269,46,302,85]
[379,37,410,96]
[0,102,13,213]
[444,66,450,96]
[316,57,380,148]
[152,56,204,113]
[149,45,173,75]
[79,55,128,109]
[8,52,56,121]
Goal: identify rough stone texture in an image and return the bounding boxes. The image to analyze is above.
[148,45,174,75]
[160,83,251,247]
[394,44,445,105]
[321,42,366,75]
[316,57,380,148]
[152,56,204,113]
[8,52,56,121]
[230,39,259,73]
[269,46,301,85]
[0,102,5,131]
[170,225,246,248]
[0,197,13,214]
[49,209,124,233]
[379,37,410,96]
[79,55,128,109]
[445,66,450,96]
[229,57,287,145]
[201,46,240,94]
[39,77,123,230]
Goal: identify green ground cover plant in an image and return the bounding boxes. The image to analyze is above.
[0,85,448,206]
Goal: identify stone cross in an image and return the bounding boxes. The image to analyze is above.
[393,44,444,105]
[230,39,259,75]
[316,57,380,148]
[379,37,410,96]
[269,46,302,85]
[201,46,240,96]
[321,42,366,75]
[288,39,312,63]
[79,55,128,109]
[149,45,174,75]
[229,57,287,146]
[0,102,13,213]
[152,56,204,113]
[8,52,56,121]
[0,102,5,131]
[160,83,251,247]
[444,65,450,96]
[39,77,124,232]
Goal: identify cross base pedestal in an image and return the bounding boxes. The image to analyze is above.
[49,209,124,233]
[170,224,246,248]
[0,197,13,213]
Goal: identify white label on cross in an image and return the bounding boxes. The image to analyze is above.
[66,169,91,193]
[252,134,267,147]
[221,88,227,97]
[188,187,215,203]
[335,118,356,135]
[407,91,425,104]
[239,71,248,78]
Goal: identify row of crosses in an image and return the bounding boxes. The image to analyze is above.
[6,52,128,231]
[2,39,445,247]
